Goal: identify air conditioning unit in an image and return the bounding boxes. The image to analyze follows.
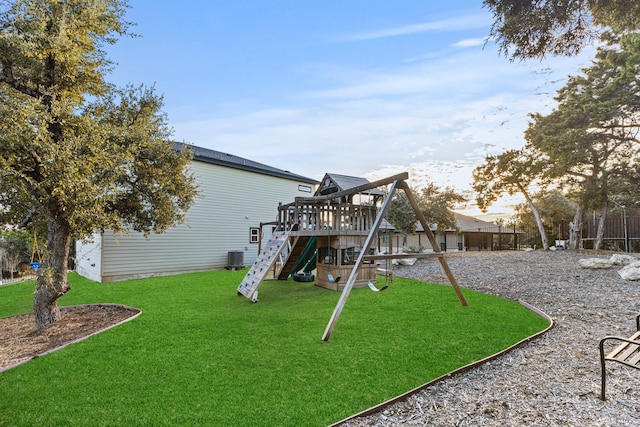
[226,251,245,270]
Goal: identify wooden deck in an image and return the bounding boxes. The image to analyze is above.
[277,201,378,234]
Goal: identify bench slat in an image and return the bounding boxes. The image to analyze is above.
[600,319,640,401]
[607,331,640,362]
[607,342,635,360]
[614,343,639,362]
[628,349,640,366]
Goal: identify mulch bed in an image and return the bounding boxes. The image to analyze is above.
[0,304,140,371]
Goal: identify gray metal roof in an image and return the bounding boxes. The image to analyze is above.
[318,173,386,196]
[174,142,317,184]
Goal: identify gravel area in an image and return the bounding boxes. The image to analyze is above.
[339,250,640,427]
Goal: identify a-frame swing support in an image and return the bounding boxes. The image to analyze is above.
[321,174,467,341]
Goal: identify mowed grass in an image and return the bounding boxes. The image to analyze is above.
[0,269,549,426]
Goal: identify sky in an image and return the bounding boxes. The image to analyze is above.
[105,1,596,218]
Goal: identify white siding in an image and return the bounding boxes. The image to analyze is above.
[75,233,103,282]
[94,160,316,282]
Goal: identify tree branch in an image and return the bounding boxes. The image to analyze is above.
[0,59,42,98]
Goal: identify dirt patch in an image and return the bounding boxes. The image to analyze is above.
[0,304,140,371]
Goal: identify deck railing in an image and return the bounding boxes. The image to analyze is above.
[277,202,377,233]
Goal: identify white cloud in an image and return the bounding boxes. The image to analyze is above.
[339,13,492,42]
[172,40,596,200]
[452,37,487,48]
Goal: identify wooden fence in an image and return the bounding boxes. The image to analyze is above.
[515,214,640,252]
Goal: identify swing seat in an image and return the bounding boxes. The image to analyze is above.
[367,282,388,292]
[293,272,315,282]
[30,261,41,272]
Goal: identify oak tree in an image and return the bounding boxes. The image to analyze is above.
[385,191,416,249]
[417,183,466,232]
[484,0,640,59]
[472,149,550,250]
[512,189,576,247]
[524,34,640,249]
[0,0,197,328]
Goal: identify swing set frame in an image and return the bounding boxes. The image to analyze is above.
[287,172,468,341]
[240,172,466,341]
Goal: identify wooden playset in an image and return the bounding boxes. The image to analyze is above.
[237,172,467,340]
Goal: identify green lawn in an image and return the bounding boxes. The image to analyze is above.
[0,270,549,426]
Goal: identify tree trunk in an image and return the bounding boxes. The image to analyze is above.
[33,215,71,329]
[568,204,584,250]
[521,185,549,250]
[594,199,608,250]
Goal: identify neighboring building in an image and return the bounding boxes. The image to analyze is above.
[388,212,519,252]
[452,212,518,251]
[75,143,318,283]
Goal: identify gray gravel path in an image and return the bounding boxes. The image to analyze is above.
[339,250,640,427]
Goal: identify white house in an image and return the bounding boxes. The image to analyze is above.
[75,143,318,283]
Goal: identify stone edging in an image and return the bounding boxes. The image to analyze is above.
[330,299,555,426]
[0,303,142,373]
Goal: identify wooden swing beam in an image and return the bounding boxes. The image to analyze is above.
[295,172,410,203]
[321,175,467,341]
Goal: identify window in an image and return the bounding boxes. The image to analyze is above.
[298,185,312,193]
[250,227,259,243]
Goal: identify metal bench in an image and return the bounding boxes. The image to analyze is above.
[599,314,640,400]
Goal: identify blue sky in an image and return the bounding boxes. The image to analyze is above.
[106,1,595,216]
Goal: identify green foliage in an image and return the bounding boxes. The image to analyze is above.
[0,0,198,324]
[472,149,552,248]
[418,183,466,231]
[0,0,197,238]
[0,270,549,426]
[386,184,466,242]
[484,0,640,59]
[477,33,640,249]
[0,228,32,275]
[0,228,30,259]
[513,190,577,242]
[386,191,417,235]
[472,149,542,212]
[524,33,640,212]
